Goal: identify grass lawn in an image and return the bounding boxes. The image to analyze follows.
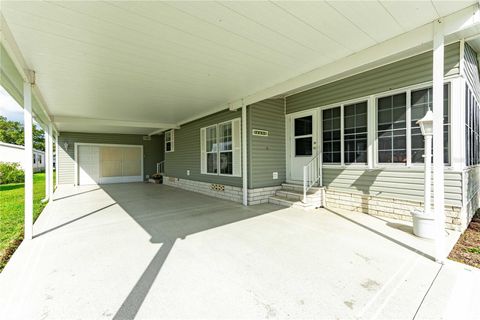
[0,172,50,271]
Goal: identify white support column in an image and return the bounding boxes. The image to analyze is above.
[48,123,54,199]
[367,95,375,169]
[242,103,248,206]
[43,122,50,202]
[55,132,59,188]
[433,20,446,263]
[23,82,33,241]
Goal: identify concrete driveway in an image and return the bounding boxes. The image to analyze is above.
[0,183,479,319]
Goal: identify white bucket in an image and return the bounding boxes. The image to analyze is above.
[411,209,436,239]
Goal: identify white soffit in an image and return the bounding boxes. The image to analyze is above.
[0,1,477,134]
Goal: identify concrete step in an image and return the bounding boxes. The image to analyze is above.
[281,183,324,194]
[275,190,322,202]
[268,195,319,210]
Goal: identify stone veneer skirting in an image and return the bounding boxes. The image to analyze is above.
[163,176,281,204]
[324,188,463,231]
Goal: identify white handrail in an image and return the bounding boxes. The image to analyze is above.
[157,161,165,174]
[303,151,322,203]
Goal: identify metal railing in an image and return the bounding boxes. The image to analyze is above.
[157,161,165,175]
[303,151,322,203]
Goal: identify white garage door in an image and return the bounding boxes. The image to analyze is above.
[77,144,143,185]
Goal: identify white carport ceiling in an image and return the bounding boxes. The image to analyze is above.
[1,1,477,134]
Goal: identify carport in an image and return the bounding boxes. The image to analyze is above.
[2,2,480,258]
[1,183,477,319]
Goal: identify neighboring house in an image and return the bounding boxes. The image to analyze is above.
[0,141,45,173]
[55,41,480,233]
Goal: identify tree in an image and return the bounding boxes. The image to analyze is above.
[0,116,45,151]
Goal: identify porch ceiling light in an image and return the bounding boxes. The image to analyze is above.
[416,110,434,136]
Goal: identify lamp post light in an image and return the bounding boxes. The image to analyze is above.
[411,110,435,239]
[417,110,434,216]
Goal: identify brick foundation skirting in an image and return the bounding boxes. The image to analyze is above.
[324,188,462,231]
[163,176,281,204]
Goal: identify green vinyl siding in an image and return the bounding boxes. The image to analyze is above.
[58,132,163,184]
[464,43,480,99]
[286,42,460,114]
[248,99,286,188]
[465,166,480,204]
[165,109,242,186]
[323,167,462,207]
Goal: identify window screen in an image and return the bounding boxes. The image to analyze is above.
[377,93,407,163]
[411,84,449,164]
[344,101,367,163]
[323,107,341,163]
[466,85,480,166]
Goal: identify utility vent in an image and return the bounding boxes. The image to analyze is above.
[210,184,225,192]
[143,136,152,141]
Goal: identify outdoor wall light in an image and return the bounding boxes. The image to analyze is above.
[63,142,69,150]
[416,109,434,136]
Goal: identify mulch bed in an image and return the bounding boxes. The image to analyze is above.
[448,211,480,269]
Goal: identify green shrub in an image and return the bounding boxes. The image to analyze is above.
[0,162,25,184]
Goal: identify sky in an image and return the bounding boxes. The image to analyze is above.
[0,85,41,129]
[0,85,24,123]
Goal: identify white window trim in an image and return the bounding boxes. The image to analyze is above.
[165,130,174,153]
[200,118,241,177]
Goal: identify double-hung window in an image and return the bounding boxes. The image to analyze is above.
[410,85,449,164]
[376,84,450,165]
[322,107,341,163]
[344,101,368,164]
[165,130,174,152]
[201,118,241,176]
[377,93,407,164]
[322,101,368,165]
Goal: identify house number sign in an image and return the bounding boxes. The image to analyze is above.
[252,129,269,137]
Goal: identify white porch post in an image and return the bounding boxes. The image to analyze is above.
[242,103,248,206]
[23,82,33,240]
[43,122,50,201]
[47,123,54,199]
[433,20,446,263]
[55,132,59,188]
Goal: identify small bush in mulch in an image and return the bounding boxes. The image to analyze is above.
[448,210,480,269]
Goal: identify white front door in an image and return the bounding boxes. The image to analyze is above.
[289,110,318,182]
[78,145,100,185]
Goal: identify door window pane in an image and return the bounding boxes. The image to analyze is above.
[323,106,341,163]
[295,137,312,156]
[377,93,407,163]
[344,101,368,164]
[294,116,312,136]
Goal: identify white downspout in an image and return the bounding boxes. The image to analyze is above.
[433,19,446,263]
[42,122,50,202]
[23,82,33,241]
[242,103,248,206]
[48,123,54,199]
